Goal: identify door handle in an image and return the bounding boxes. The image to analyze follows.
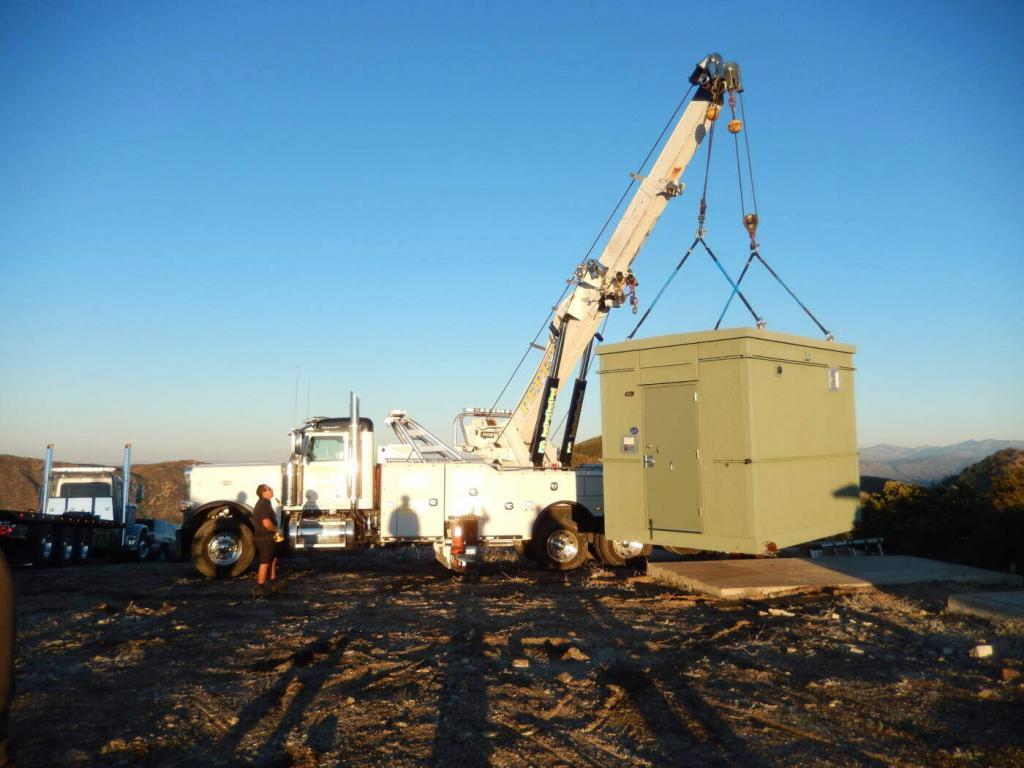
[642,454,655,468]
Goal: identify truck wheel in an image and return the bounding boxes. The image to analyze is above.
[134,535,151,563]
[593,535,650,567]
[192,518,255,578]
[156,544,169,563]
[31,528,54,567]
[55,528,75,566]
[533,518,588,571]
[74,529,92,564]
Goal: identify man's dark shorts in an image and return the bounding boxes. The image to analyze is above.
[255,537,277,565]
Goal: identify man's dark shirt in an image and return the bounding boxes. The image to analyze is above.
[253,497,276,540]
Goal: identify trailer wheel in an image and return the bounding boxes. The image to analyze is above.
[55,528,75,566]
[74,529,92,564]
[31,528,54,567]
[192,518,255,578]
[533,518,588,571]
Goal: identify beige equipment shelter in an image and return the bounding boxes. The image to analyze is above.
[597,328,859,554]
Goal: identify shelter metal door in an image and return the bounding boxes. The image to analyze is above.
[642,383,702,533]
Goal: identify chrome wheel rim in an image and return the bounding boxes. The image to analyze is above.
[39,537,53,560]
[62,541,74,561]
[207,533,241,566]
[611,540,645,559]
[79,543,90,561]
[546,530,580,563]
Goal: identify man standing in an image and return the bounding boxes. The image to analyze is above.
[253,484,283,598]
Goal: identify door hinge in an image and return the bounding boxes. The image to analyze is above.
[694,391,698,402]
[695,448,700,459]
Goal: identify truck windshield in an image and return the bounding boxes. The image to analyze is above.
[308,436,347,462]
[55,481,112,498]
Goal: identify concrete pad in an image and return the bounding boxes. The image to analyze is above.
[647,555,1024,599]
[947,591,1024,622]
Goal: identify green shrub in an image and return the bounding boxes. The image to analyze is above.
[857,449,1023,573]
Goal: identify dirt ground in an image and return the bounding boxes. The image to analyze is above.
[8,548,1024,767]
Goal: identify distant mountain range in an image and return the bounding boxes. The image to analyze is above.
[574,437,1024,487]
[860,440,1024,485]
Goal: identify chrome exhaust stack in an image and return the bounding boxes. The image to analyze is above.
[348,391,360,511]
[282,428,304,508]
[39,443,54,514]
[282,458,301,508]
[120,443,134,527]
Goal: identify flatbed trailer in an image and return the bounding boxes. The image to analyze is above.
[0,444,178,566]
[0,508,127,566]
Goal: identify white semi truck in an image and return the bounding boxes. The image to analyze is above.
[180,53,746,577]
[0,444,179,565]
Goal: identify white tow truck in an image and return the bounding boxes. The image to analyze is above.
[180,53,745,577]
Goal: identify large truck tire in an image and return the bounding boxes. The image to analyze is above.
[532,516,588,571]
[55,527,75,567]
[134,534,151,563]
[192,518,255,578]
[593,535,651,567]
[74,529,92,564]
[30,527,54,568]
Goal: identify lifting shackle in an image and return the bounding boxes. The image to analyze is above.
[724,61,744,134]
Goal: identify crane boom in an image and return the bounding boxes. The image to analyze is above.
[475,54,742,468]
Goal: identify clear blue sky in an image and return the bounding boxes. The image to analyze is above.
[1,1,1022,463]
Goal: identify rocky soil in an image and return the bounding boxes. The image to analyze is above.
[8,549,1024,767]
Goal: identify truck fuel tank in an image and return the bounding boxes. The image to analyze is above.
[288,515,354,549]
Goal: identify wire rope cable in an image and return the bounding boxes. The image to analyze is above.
[699,118,717,213]
[485,83,697,416]
[733,125,747,217]
[627,237,700,340]
[753,252,831,338]
[739,92,759,216]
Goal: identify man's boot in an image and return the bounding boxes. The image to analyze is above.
[253,582,272,599]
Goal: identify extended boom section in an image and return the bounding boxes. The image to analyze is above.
[483,54,742,467]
